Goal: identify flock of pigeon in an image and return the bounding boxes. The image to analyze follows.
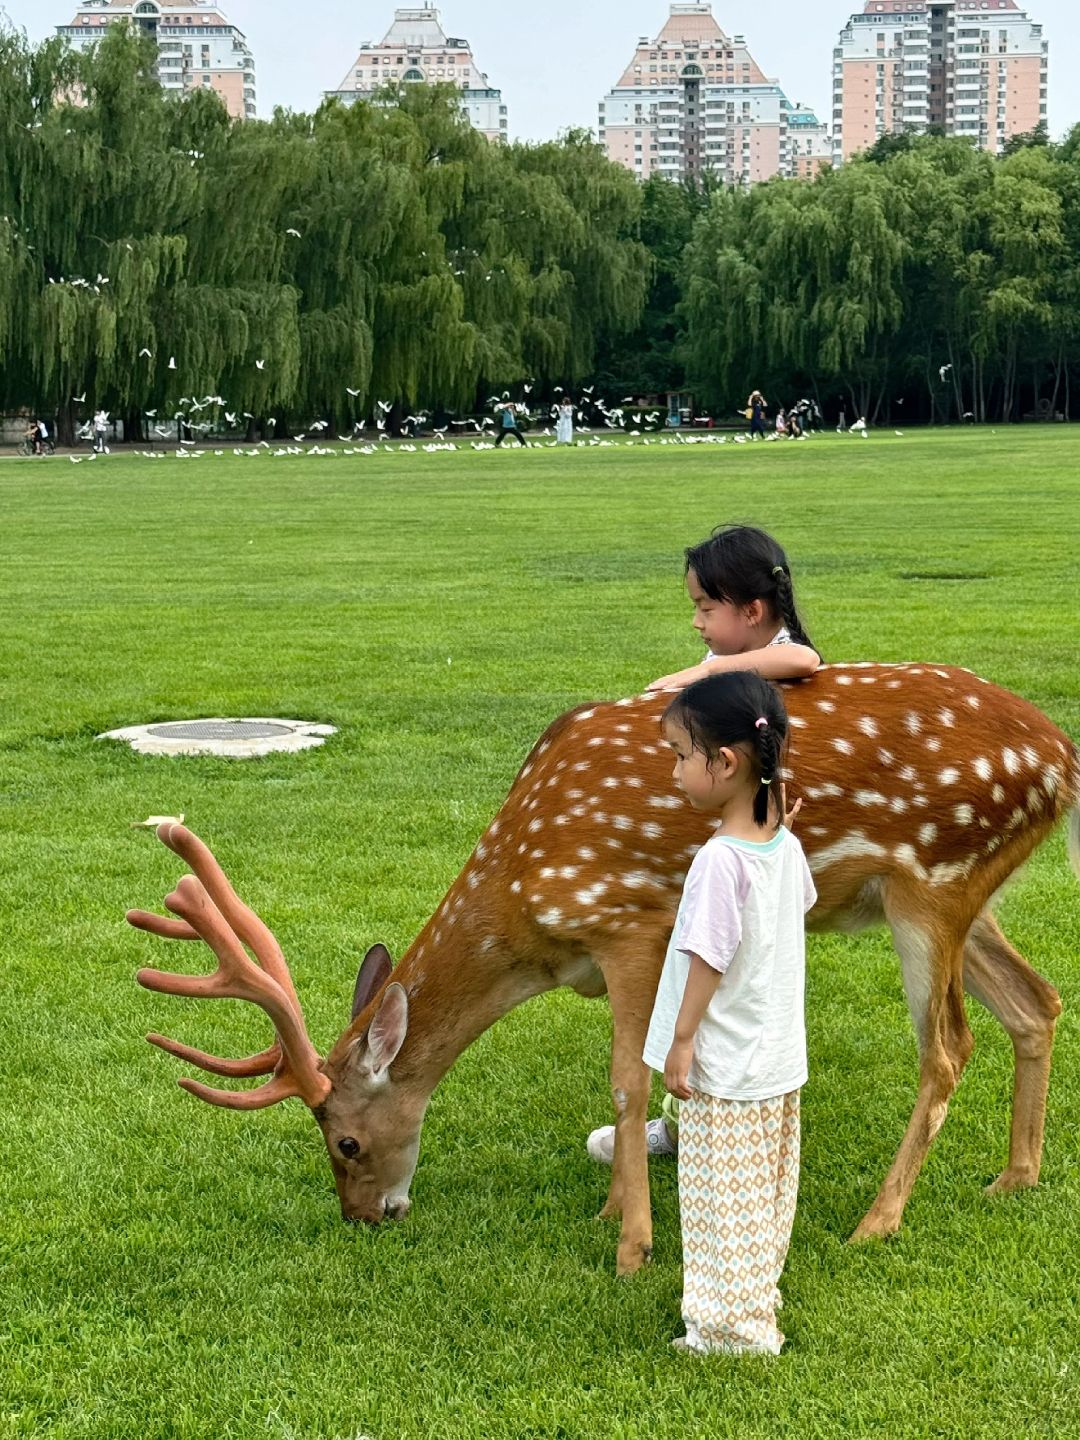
[64,392,892,464]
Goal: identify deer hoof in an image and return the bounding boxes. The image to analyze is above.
[616,1238,653,1275]
[848,1211,900,1243]
[986,1166,1038,1195]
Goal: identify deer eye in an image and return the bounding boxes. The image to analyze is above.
[338,1137,361,1159]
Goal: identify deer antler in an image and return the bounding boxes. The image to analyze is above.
[128,824,331,1110]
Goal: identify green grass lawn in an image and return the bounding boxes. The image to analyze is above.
[1,429,1079,1439]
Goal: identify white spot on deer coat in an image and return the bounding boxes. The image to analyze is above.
[918,823,937,847]
[953,804,974,826]
[641,821,663,839]
[938,768,960,786]
[991,784,1006,803]
[832,738,855,756]
[649,795,682,809]
[904,712,923,735]
[973,756,992,782]
[536,908,563,928]
[817,700,836,713]
[1002,748,1020,776]
[835,674,854,686]
[855,790,887,807]
[938,708,956,728]
[806,782,844,800]
[808,832,888,872]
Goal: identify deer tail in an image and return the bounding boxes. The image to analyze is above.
[1067,804,1080,886]
[1066,743,1080,885]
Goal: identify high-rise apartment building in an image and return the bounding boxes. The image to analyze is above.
[327,4,508,143]
[599,2,830,186]
[833,1,1047,163]
[57,0,256,119]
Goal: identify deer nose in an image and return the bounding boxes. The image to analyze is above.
[384,1196,411,1221]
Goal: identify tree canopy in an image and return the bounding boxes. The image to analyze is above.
[0,24,650,438]
[3,22,1079,434]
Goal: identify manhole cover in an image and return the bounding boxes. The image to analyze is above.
[97,717,337,758]
[146,720,295,741]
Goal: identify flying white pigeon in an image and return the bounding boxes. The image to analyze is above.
[285,228,302,238]
[939,364,952,381]
[346,387,361,397]
[139,348,152,358]
[72,391,86,403]
[255,360,266,371]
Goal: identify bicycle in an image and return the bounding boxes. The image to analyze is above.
[17,436,56,457]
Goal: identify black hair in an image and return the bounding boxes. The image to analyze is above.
[684,524,819,657]
[663,671,789,828]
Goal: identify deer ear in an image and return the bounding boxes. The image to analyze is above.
[351,943,394,1020]
[367,983,408,1074]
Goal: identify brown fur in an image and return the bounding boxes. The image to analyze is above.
[133,664,1078,1273]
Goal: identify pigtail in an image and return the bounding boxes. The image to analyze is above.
[772,565,819,657]
[752,718,782,827]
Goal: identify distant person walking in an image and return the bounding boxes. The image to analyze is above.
[494,397,526,448]
[747,390,767,440]
[93,408,109,454]
[556,397,575,446]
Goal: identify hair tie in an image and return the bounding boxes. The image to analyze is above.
[771,565,785,578]
[761,776,774,786]
[755,717,768,730]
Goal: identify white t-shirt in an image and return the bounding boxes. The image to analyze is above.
[643,828,817,1101]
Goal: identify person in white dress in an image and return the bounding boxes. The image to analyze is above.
[555,398,574,445]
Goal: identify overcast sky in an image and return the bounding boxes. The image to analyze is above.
[3,0,1076,141]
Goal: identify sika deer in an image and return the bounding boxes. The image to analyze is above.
[129,663,1080,1274]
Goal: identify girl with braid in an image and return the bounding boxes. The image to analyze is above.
[587,524,818,1166]
[645,672,815,1354]
[646,524,819,693]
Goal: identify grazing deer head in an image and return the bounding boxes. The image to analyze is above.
[129,664,1080,1274]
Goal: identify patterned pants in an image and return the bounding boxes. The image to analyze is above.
[677,1089,800,1356]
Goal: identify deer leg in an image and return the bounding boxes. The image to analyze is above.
[594,930,667,1276]
[851,902,974,1242]
[962,910,1062,1194]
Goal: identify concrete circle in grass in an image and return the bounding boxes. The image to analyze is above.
[97,717,337,758]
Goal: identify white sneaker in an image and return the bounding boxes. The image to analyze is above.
[586,1116,677,1165]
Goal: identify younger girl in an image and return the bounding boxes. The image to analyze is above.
[644,671,816,1355]
[587,524,818,1163]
